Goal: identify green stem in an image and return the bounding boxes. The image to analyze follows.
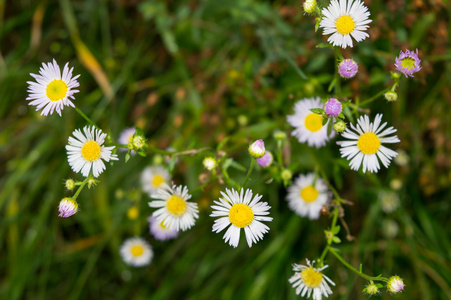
[143,145,176,155]
[72,177,89,201]
[241,158,256,189]
[319,245,330,265]
[191,178,218,194]
[334,47,342,95]
[329,247,388,282]
[359,88,390,106]
[74,106,100,130]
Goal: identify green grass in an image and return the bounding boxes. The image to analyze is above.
[1,0,451,299]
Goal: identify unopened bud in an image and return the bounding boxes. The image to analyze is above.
[333,120,347,133]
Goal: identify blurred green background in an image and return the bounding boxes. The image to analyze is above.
[1,0,451,299]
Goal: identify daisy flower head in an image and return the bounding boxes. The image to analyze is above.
[118,127,136,153]
[210,188,273,248]
[289,259,335,300]
[66,126,118,178]
[287,97,335,148]
[395,49,421,78]
[319,0,372,49]
[26,59,80,116]
[337,114,400,173]
[148,184,199,231]
[119,237,153,267]
[147,216,179,241]
[141,166,171,196]
[286,173,329,220]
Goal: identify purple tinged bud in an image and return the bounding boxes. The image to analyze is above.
[249,139,266,158]
[257,151,273,168]
[58,198,78,218]
[338,59,358,79]
[324,98,342,117]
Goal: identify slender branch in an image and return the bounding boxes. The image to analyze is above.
[74,106,100,130]
[329,247,388,282]
[72,177,89,201]
[359,87,390,106]
[241,158,256,189]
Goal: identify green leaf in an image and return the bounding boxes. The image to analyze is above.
[168,156,176,172]
[138,150,146,157]
[332,236,341,244]
[327,119,333,136]
[322,117,328,126]
[328,77,337,92]
[338,113,345,119]
[309,108,324,114]
[125,152,130,163]
[134,127,144,137]
[316,43,332,48]
[332,225,340,234]
[230,161,246,172]
[217,137,230,151]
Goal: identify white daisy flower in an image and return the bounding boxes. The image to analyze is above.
[119,237,153,267]
[289,259,335,300]
[286,173,329,220]
[210,188,273,248]
[118,127,136,153]
[319,0,372,49]
[26,59,80,116]
[147,216,179,241]
[337,114,400,173]
[141,166,171,196]
[66,126,118,178]
[148,184,198,231]
[287,97,335,148]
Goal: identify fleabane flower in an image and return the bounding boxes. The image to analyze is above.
[26,59,80,116]
[387,276,405,294]
[210,188,272,248]
[338,59,358,78]
[66,126,118,178]
[319,0,372,49]
[118,127,136,153]
[257,151,273,168]
[141,166,171,196]
[147,216,179,241]
[286,173,329,219]
[58,198,78,218]
[337,114,400,173]
[289,259,335,300]
[287,97,335,148]
[148,184,198,231]
[119,237,153,267]
[324,98,342,117]
[395,49,421,78]
[249,139,266,158]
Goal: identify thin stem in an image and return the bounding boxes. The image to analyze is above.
[241,158,256,189]
[319,245,330,265]
[72,177,89,201]
[191,178,218,194]
[74,106,100,130]
[329,247,388,282]
[359,87,390,106]
[334,47,342,95]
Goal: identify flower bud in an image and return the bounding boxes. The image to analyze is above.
[363,283,379,295]
[65,179,75,191]
[338,59,358,79]
[384,91,398,102]
[333,120,347,133]
[257,151,273,168]
[249,139,266,159]
[132,135,146,149]
[387,276,405,294]
[303,0,317,14]
[203,157,217,171]
[273,130,287,140]
[58,198,78,218]
[281,169,292,181]
[324,98,342,117]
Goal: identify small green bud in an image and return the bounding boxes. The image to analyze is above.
[65,179,75,191]
[303,0,317,14]
[281,169,292,181]
[273,130,287,140]
[132,135,146,149]
[384,91,398,102]
[203,157,217,171]
[333,120,347,133]
[363,283,379,295]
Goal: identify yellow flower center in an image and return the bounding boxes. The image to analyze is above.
[81,140,101,162]
[228,203,254,228]
[335,15,355,35]
[130,245,144,257]
[152,175,165,187]
[304,113,323,132]
[127,206,139,220]
[300,185,319,203]
[357,132,381,155]
[301,267,323,288]
[46,79,68,101]
[401,58,415,70]
[128,134,134,143]
[166,195,187,217]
